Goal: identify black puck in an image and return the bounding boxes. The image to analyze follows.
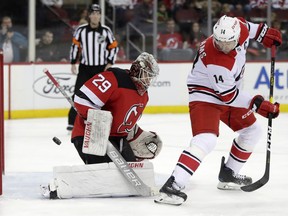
[52,137,62,145]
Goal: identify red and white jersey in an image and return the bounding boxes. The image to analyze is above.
[72,67,148,139]
[187,18,260,108]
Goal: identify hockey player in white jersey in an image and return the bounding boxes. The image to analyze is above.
[154,15,282,206]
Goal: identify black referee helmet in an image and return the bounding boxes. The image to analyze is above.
[88,4,101,14]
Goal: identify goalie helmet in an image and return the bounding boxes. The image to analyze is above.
[213,15,240,53]
[129,52,159,95]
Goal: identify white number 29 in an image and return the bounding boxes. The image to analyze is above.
[92,74,112,93]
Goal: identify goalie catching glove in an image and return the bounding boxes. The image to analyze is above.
[127,124,162,160]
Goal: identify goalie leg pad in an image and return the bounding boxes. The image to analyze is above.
[82,109,113,156]
[51,161,155,198]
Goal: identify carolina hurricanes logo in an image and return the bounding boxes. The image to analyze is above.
[118,104,145,133]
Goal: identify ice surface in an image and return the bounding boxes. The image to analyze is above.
[1,114,288,216]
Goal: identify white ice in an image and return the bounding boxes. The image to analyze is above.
[1,113,288,216]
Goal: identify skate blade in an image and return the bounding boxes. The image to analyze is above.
[217,182,242,190]
[154,192,185,206]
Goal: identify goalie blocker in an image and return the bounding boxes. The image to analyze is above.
[41,161,156,198]
[83,109,112,156]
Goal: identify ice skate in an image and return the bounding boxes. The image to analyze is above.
[40,184,58,199]
[154,176,187,206]
[217,156,252,190]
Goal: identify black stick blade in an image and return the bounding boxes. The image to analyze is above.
[241,177,268,192]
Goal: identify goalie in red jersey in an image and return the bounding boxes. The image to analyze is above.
[71,52,162,163]
[154,15,282,205]
[41,52,163,199]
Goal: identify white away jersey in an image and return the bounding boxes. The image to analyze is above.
[187,18,260,109]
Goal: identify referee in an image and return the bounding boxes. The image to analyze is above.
[67,4,119,131]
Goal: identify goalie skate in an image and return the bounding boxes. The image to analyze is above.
[217,156,252,190]
[154,176,187,206]
[40,185,50,198]
[40,184,58,199]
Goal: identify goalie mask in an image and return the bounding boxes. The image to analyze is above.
[129,52,159,95]
[213,15,240,54]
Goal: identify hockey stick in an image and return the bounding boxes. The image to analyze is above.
[241,45,276,192]
[44,69,152,196]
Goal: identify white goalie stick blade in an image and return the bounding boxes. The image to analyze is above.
[154,192,185,206]
[82,109,112,156]
[106,142,152,197]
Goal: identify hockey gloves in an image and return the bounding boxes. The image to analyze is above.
[127,124,162,160]
[255,23,282,48]
[250,95,280,119]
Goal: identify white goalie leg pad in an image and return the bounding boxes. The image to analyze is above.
[82,109,112,156]
[52,161,156,198]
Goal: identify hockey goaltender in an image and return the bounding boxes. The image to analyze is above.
[41,52,162,199]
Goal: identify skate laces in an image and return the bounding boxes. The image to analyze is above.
[165,176,185,191]
[171,181,185,191]
[232,172,247,180]
[223,164,248,180]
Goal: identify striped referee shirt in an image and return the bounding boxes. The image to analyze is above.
[70,23,118,66]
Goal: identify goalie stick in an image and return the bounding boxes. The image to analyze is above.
[241,45,276,192]
[44,69,153,197]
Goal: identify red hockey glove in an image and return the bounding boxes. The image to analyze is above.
[249,95,280,119]
[255,23,282,48]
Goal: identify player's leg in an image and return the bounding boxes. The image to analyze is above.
[218,107,261,189]
[109,136,137,162]
[72,136,137,164]
[67,106,77,131]
[155,101,225,205]
[73,136,111,164]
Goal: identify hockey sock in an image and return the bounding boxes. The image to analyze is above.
[226,139,252,174]
[172,150,202,188]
